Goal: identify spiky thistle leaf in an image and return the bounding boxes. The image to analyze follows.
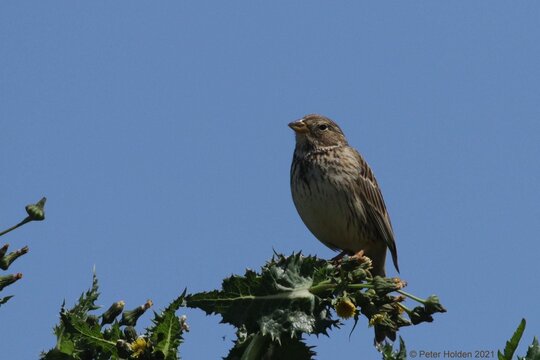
[185,253,338,342]
[519,337,540,360]
[499,319,526,360]
[225,332,315,360]
[147,290,188,360]
[381,336,407,360]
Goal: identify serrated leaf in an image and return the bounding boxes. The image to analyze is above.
[148,290,187,360]
[186,253,337,341]
[43,274,103,359]
[40,348,78,360]
[65,313,117,355]
[381,337,407,360]
[151,312,181,360]
[520,337,540,360]
[71,272,100,316]
[259,309,315,342]
[499,319,526,360]
[225,333,315,360]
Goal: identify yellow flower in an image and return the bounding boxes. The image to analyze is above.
[131,337,148,358]
[335,297,357,319]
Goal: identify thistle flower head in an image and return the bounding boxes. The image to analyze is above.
[131,337,149,358]
[335,297,356,319]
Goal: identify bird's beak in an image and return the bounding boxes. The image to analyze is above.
[288,120,308,134]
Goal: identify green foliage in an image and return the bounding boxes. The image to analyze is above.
[0,295,14,307]
[186,253,339,342]
[225,332,315,360]
[147,291,188,360]
[519,337,540,360]
[497,319,540,360]
[185,252,446,358]
[499,319,527,360]
[381,337,407,360]
[41,274,189,360]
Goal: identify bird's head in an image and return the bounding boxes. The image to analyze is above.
[289,114,348,150]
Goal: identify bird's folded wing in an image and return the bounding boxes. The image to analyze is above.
[354,153,400,273]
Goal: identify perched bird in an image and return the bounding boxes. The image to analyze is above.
[289,114,399,277]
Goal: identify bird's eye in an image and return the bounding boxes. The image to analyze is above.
[318,124,328,131]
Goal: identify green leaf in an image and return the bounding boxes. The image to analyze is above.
[185,253,338,341]
[499,318,526,360]
[55,338,75,356]
[40,348,78,360]
[520,337,540,360]
[225,332,315,360]
[381,337,407,360]
[148,290,188,360]
[0,295,14,307]
[64,312,117,354]
[43,273,103,359]
[71,272,101,316]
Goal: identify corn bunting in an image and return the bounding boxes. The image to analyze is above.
[289,114,399,277]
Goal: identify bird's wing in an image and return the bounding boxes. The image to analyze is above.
[353,150,400,273]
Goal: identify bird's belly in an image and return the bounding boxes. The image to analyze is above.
[292,180,368,252]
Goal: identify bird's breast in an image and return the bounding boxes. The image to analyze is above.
[291,156,369,252]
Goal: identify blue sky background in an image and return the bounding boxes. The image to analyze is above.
[2,2,540,359]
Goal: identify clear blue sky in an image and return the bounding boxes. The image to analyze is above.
[2,2,540,359]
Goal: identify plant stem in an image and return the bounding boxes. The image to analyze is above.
[396,290,425,305]
[0,217,31,238]
[397,302,412,315]
[309,282,335,295]
[309,281,373,296]
[348,283,373,290]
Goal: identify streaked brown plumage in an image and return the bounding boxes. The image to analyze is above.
[289,114,399,277]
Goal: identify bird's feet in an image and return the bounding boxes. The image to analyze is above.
[330,250,349,263]
[350,250,365,261]
[331,250,369,265]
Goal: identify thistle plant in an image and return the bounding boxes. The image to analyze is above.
[0,197,46,307]
[185,252,446,359]
[41,252,444,360]
[41,273,189,360]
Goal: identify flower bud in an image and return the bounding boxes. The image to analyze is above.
[0,273,23,291]
[123,326,138,342]
[0,246,29,270]
[393,277,407,289]
[101,300,125,325]
[116,339,132,358]
[0,244,9,258]
[179,315,190,332]
[424,295,447,314]
[25,197,46,221]
[372,276,400,295]
[409,306,434,325]
[120,300,153,327]
[86,315,100,327]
